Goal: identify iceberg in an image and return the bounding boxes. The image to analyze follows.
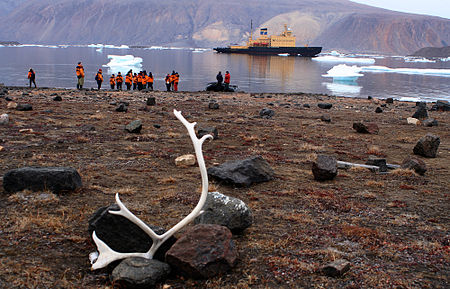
[440,57,450,62]
[104,55,143,74]
[324,82,362,96]
[88,44,129,49]
[361,66,450,77]
[16,44,59,48]
[278,53,289,57]
[322,64,364,81]
[403,57,436,63]
[313,55,376,64]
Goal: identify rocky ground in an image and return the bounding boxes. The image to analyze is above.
[0,87,448,288]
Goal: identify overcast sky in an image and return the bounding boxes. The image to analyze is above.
[351,0,450,19]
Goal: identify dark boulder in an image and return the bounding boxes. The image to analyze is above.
[303,104,310,108]
[146,97,156,106]
[88,204,176,262]
[16,103,33,111]
[431,100,450,111]
[194,191,253,233]
[352,122,379,134]
[53,95,62,101]
[125,120,142,133]
[401,156,427,175]
[312,155,337,181]
[197,127,218,139]
[412,106,428,119]
[423,118,438,127]
[413,133,440,158]
[3,167,82,194]
[116,103,128,112]
[318,103,332,109]
[366,156,387,172]
[385,98,394,104]
[165,224,237,279]
[322,259,351,277]
[207,156,274,187]
[208,102,219,109]
[259,108,275,119]
[320,114,331,122]
[375,107,383,113]
[110,258,171,289]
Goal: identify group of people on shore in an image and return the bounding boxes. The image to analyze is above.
[26,63,231,92]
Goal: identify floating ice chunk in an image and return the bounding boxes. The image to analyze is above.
[88,44,129,49]
[313,55,376,64]
[104,55,143,74]
[329,50,342,56]
[440,57,450,62]
[322,64,364,81]
[324,82,362,96]
[278,53,289,56]
[404,57,436,63]
[96,47,103,53]
[361,66,450,77]
[398,96,422,102]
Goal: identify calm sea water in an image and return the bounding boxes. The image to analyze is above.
[0,45,449,102]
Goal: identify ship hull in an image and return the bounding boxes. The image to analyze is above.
[214,46,322,57]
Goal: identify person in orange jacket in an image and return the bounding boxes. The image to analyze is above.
[95,69,103,90]
[116,72,123,90]
[125,70,133,90]
[224,71,231,91]
[133,73,138,90]
[76,62,85,89]
[137,72,143,91]
[173,72,179,92]
[170,71,176,91]
[142,71,148,90]
[165,74,171,91]
[27,68,37,88]
[147,72,154,90]
[110,74,116,90]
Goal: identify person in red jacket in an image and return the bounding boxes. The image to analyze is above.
[95,69,103,90]
[224,71,231,91]
[27,68,37,88]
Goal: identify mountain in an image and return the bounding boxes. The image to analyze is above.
[0,0,449,55]
[411,46,450,58]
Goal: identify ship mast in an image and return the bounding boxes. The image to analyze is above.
[250,20,253,41]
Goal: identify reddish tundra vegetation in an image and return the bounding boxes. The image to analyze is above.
[0,87,448,288]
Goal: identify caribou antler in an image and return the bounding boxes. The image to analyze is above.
[90,109,213,270]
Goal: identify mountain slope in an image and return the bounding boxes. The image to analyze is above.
[0,0,449,55]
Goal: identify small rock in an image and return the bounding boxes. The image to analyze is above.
[7,102,17,109]
[385,98,394,104]
[208,102,219,109]
[116,103,128,112]
[401,156,427,175]
[19,128,34,133]
[198,127,218,139]
[375,107,383,113]
[0,146,3,152]
[312,155,337,181]
[407,117,421,125]
[353,122,379,134]
[318,103,332,109]
[111,258,171,289]
[16,103,33,111]
[175,154,196,166]
[303,104,310,108]
[146,97,156,106]
[412,106,428,119]
[165,224,238,279]
[413,133,440,158]
[153,124,161,129]
[423,118,438,127]
[259,108,275,119]
[125,120,142,133]
[320,114,331,122]
[5,96,13,101]
[194,191,253,233]
[322,259,350,277]
[0,113,9,125]
[53,95,62,101]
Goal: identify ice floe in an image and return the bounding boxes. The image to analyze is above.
[15,44,59,48]
[87,44,129,49]
[103,55,143,74]
[322,64,364,81]
[324,82,362,96]
[313,55,376,64]
[361,66,450,77]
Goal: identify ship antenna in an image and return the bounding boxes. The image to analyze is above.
[250,20,253,41]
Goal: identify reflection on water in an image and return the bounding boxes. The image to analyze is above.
[0,46,449,101]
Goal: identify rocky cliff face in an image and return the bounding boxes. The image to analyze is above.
[0,0,449,55]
